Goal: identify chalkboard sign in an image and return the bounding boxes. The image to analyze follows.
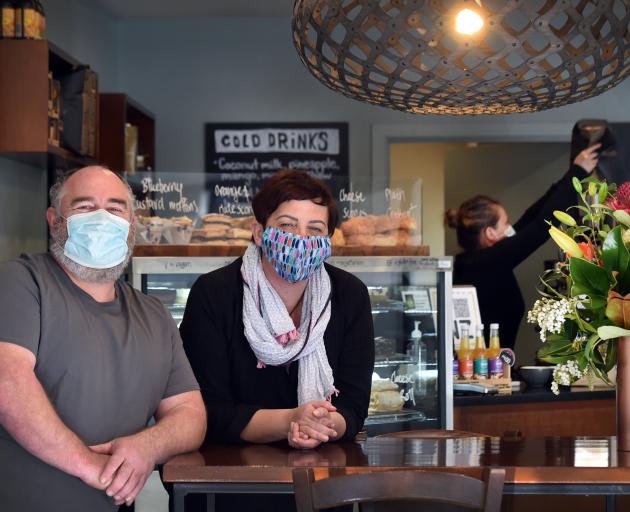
[205,123,349,212]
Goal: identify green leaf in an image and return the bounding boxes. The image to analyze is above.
[605,340,617,371]
[573,177,583,194]
[569,257,613,297]
[599,182,609,203]
[613,210,630,227]
[553,210,577,226]
[584,334,600,362]
[602,226,630,275]
[568,205,591,217]
[564,319,579,340]
[538,336,581,364]
[597,325,630,340]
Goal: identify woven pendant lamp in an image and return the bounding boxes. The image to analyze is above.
[292,0,630,115]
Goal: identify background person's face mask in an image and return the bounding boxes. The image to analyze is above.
[63,209,130,269]
[504,225,516,238]
[261,227,331,283]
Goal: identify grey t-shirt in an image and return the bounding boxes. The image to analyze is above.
[0,253,199,512]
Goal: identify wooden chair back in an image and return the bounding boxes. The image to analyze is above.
[293,467,505,512]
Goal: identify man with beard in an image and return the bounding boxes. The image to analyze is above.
[0,166,206,512]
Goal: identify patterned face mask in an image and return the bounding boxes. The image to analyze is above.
[261,227,332,283]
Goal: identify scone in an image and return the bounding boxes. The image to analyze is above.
[340,215,376,236]
[344,234,372,246]
[231,216,255,230]
[201,213,233,226]
[192,225,230,239]
[374,215,400,233]
[227,227,252,244]
[331,228,345,246]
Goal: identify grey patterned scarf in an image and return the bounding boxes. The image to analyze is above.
[241,243,337,404]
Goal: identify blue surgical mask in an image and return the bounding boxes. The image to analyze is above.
[504,225,516,238]
[63,209,130,269]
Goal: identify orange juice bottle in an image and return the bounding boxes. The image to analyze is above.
[457,326,473,380]
[487,323,503,378]
[473,324,488,379]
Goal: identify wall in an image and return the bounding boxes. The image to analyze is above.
[444,143,570,364]
[117,16,630,178]
[0,0,119,262]
[390,143,451,256]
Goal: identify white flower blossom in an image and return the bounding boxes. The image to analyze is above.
[527,298,573,342]
[550,360,589,395]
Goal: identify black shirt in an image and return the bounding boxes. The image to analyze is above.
[179,257,375,445]
[453,164,588,350]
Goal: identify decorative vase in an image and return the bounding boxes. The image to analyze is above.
[617,336,630,451]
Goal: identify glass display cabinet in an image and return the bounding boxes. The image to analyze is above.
[130,255,454,435]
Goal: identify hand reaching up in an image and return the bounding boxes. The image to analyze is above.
[574,143,601,174]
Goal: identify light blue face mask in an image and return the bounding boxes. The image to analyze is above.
[63,209,130,269]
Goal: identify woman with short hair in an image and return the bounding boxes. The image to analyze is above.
[179,168,374,511]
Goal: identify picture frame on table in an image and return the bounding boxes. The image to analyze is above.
[400,287,436,335]
[401,288,432,312]
[452,285,481,350]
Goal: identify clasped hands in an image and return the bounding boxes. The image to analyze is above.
[288,400,338,449]
[80,433,156,507]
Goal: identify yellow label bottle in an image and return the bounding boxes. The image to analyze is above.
[457,326,473,380]
[487,323,503,378]
[473,324,488,379]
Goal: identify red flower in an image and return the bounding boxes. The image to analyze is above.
[609,182,630,213]
[578,242,595,261]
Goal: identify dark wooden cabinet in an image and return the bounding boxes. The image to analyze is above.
[99,93,155,173]
[0,39,98,170]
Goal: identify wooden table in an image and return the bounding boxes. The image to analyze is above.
[163,436,630,512]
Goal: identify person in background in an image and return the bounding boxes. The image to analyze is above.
[0,166,206,512]
[179,168,374,512]
[445,144,600,351]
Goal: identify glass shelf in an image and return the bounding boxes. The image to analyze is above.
[375,358,416,367]
[364,409,427,425]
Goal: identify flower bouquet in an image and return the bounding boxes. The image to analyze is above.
[528,177,630,394]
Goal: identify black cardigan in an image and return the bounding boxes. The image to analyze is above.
[454,164,589,350]
[179,258,375,444]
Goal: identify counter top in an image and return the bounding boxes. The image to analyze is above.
[163,435,630,485]
[454,385,615,407]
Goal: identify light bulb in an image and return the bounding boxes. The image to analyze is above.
[455,8,484,35]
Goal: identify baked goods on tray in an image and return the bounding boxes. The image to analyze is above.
[191,215,254,245]
[338,213,420,246]
[369,375,405,414]
[135,213,256,245]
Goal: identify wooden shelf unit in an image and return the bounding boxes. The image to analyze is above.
[99,93,155,173]
[0,40,98,170]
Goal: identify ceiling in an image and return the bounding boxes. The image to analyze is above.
[96,0,293,18]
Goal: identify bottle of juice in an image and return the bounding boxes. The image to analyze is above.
[457,326,473,380]
[487,323,503,378]
[473,324,488,379]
